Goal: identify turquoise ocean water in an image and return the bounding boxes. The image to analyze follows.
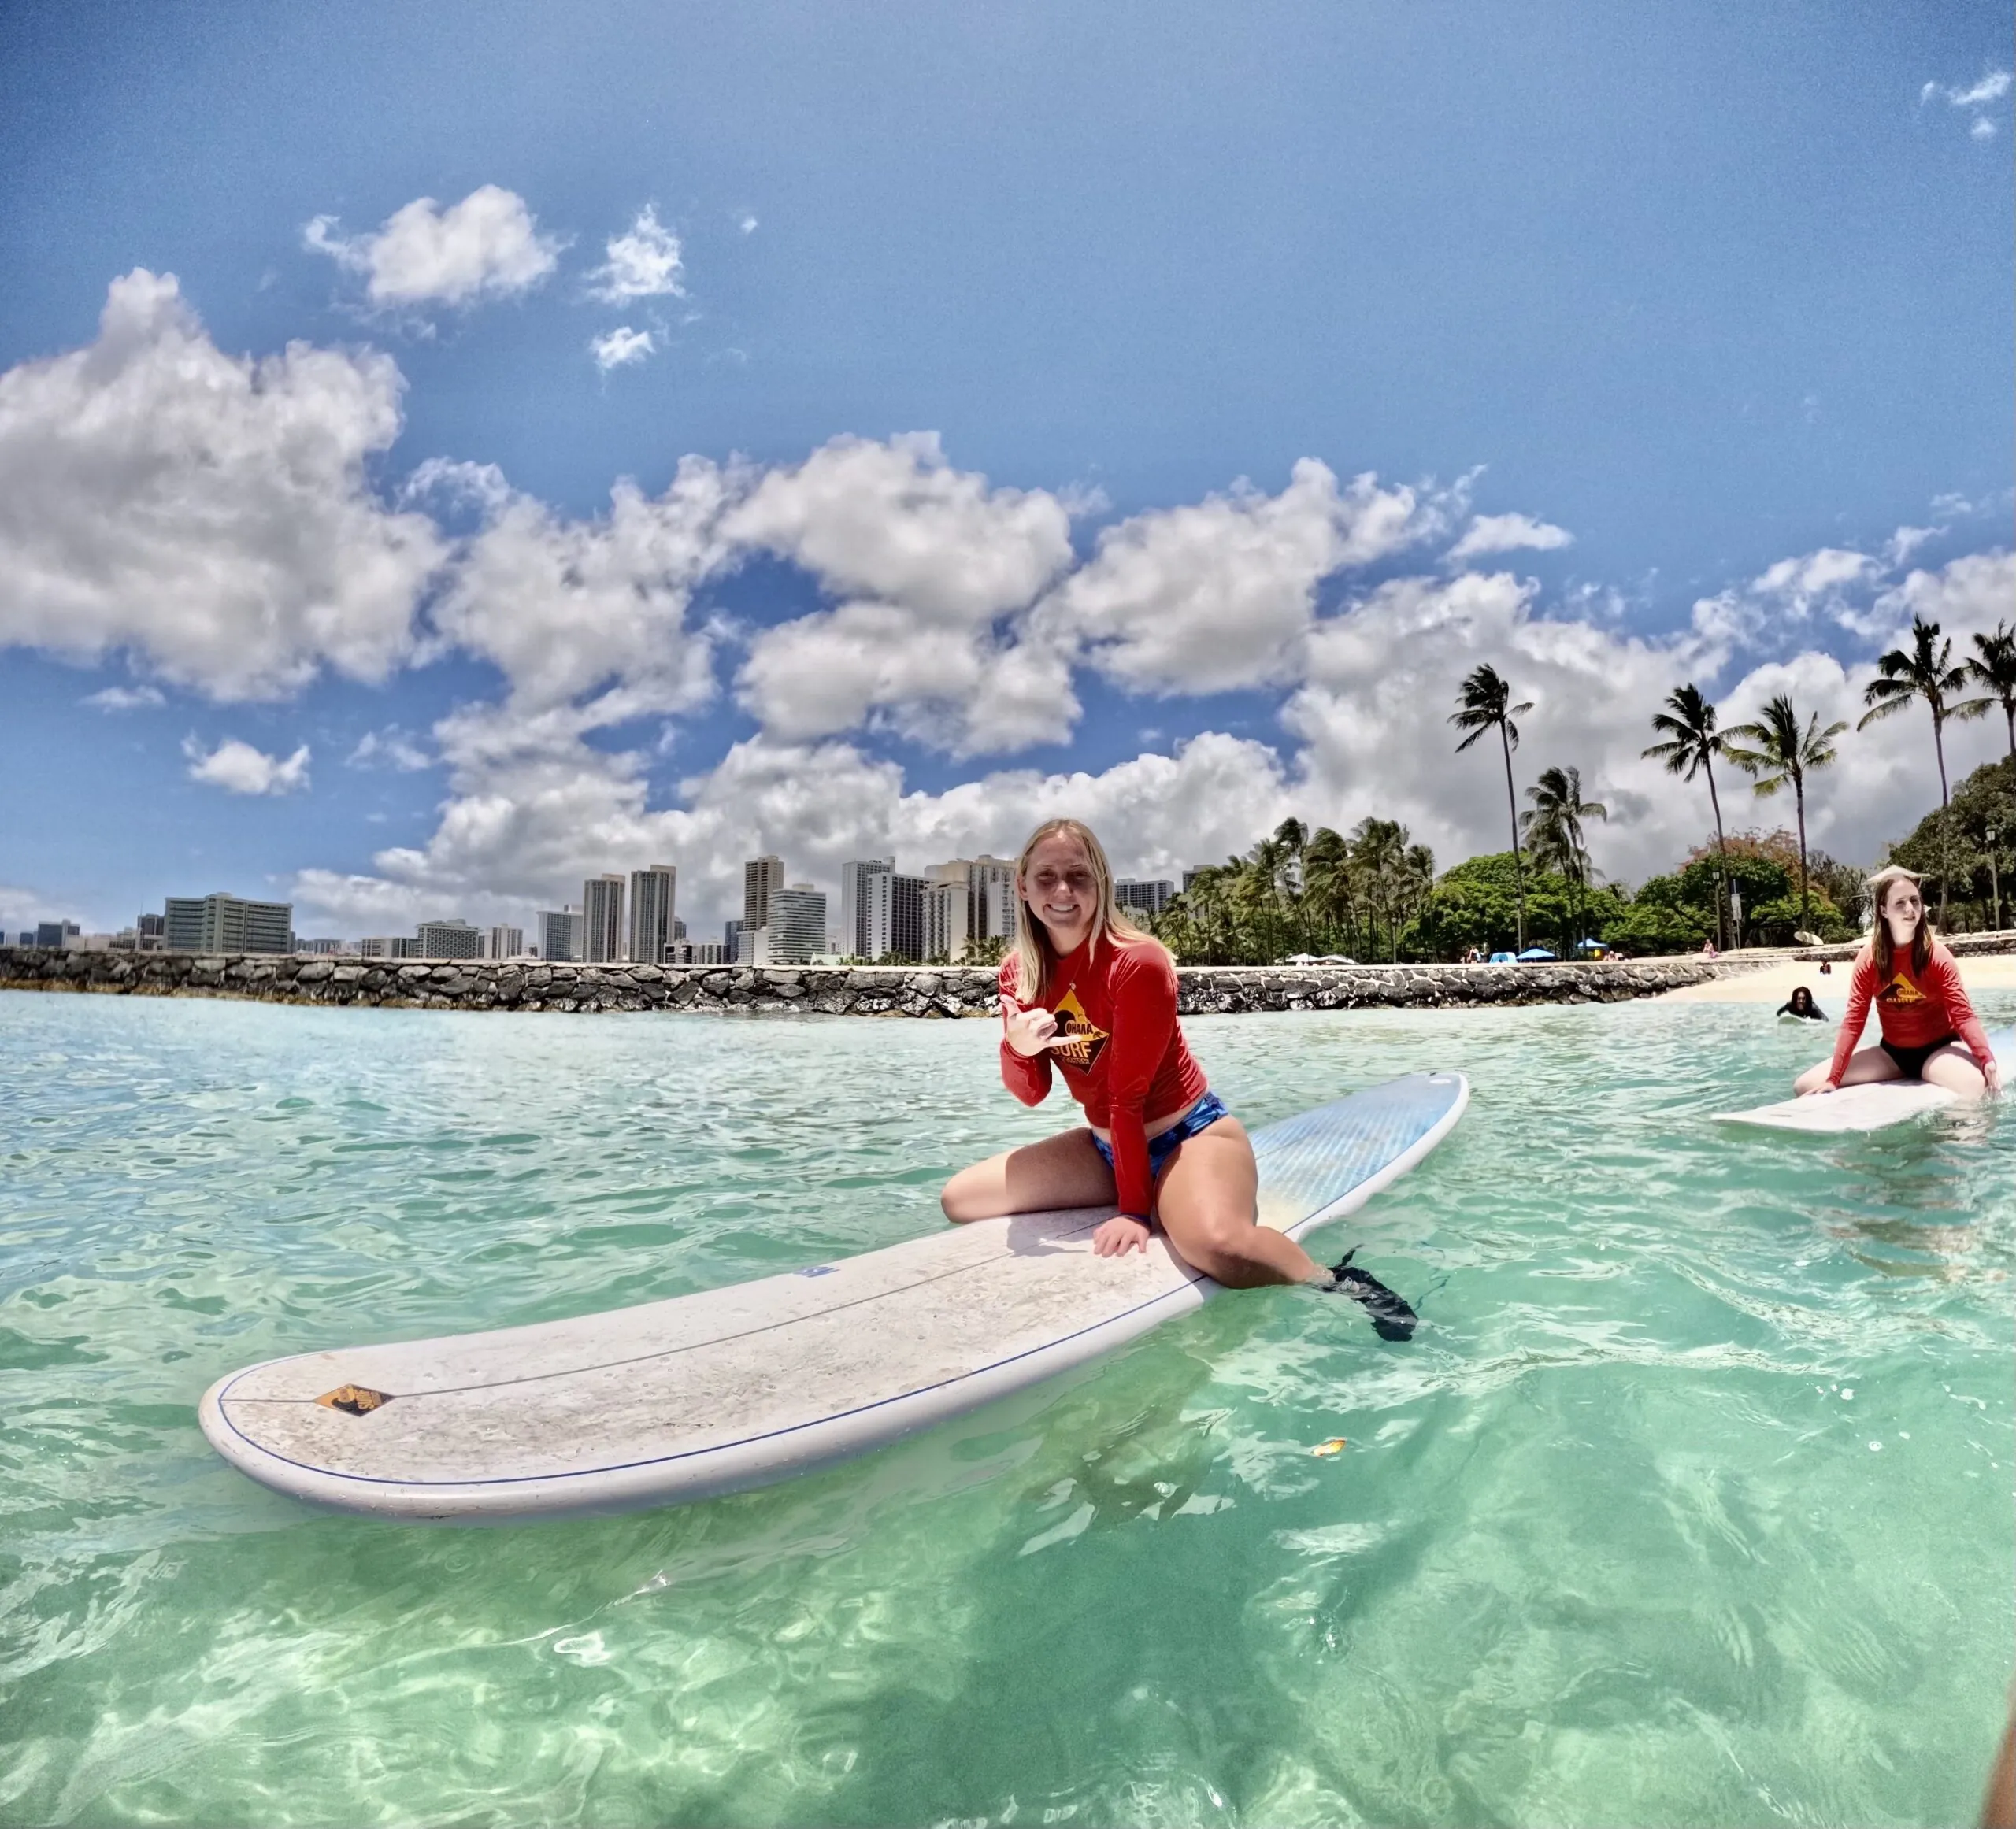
[2,988,2010,1827]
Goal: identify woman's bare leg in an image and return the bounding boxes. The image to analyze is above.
[1796,1044,1903,1097]
[1920,1042,1989,1099]
[1151,1119,1322,1288]
[940,1128,1115,1222]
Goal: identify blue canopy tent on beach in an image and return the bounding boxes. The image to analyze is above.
[1488,950,1518,964]
[1515,946,1556,961]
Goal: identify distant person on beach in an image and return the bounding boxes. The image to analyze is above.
[939,817,1416,1335]
[1777,986,1825,1021]
[1699,938,1719,959]
[1793,866,2000,1100]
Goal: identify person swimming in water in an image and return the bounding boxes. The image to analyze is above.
[939,817,1418,1338]
[1792,865,2001,1100]
[1776,985,1825,1021]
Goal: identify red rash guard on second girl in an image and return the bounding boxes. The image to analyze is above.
[998,937,1209,1219]
[1827,941,1994,1085]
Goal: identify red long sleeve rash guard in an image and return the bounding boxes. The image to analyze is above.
[998,936,1210,1220]
[1826,940,1994,1086]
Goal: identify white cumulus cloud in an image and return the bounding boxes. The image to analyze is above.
[1920,68,2011,137]
[728,435,1080,754]
[727,433,1075,621]
[0,270,444,700]
[184,736,311,796]
[589,326,655,372]
[585,205,685,302]
[1447,512,1574,563]
[347,728,432,771]
[83,684,165,711]
[428,457,736,716]
[304,186,561,307]
[1036,461,1434,694]
[1923,69,2013,108]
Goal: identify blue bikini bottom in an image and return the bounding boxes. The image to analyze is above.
[1090,1090,1230,1183]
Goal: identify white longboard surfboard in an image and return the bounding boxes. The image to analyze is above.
[200,1072,1468,1524]
[1718,1027,2013,1134]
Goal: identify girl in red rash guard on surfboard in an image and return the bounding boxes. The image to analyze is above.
[939,818,1418,1338]
[1792,865,2001,1101]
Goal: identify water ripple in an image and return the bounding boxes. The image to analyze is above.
[0,989,2009,1826]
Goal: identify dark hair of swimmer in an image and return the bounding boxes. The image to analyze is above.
[1788,987,1814,1013]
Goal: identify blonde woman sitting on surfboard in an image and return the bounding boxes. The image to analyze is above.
[939,817,1417,1337]
[1792,865,2000,1101]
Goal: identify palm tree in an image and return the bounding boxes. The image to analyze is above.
[1300,826,1356,956]
[1347,817,1411,960]
[1966,622,2016,768]
[1397,841,1436,957]
[1723,694,1849,931]
[1521,765,1608,951]
[1450,665,1535,949]
[1644,684,1732,948]
[1858,616,1975,924]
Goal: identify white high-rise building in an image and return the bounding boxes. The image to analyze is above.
[485,925,526,961]
[839,858,894,958]
[629,864,677,964]
[766,884,827,964]
[924,879,972,961]
[970,856,1020,946]
[538,907,583,963]
[416,919,484,961]
[582,875,624,962]
[743,856,785,931]
[920,860,973,961]
[163,893,293,954]
[1114,879,1175,917]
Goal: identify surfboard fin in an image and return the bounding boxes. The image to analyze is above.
[1324,1250,1418,1342]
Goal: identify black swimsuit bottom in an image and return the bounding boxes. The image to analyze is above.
[1880,1034,1959,1079]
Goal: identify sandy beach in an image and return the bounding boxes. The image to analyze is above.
[1658,950,2016,1004]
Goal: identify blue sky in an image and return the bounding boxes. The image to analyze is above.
[1,2,2010,937]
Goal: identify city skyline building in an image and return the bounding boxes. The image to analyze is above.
[971,855,1020,947]
[629,864,677,966]
[538,906,583,964]
[485,924,525,961]
[582,875,624,963]
[1115,879,1176,917]
[839,857,893,958]
[415,919,483,961]
[743,855,785,932]
[163,893,292,954]
[765,883,827,964]
[924,876,971,961]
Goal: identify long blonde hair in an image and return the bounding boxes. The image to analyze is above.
[1866,864,1933,977]
[1005,818,1154,999]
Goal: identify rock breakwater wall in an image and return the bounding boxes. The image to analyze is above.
[0,946,1736,1016]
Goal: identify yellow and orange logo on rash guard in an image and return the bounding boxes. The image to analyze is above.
[1047,986,1110,1072]
[1877,971,1927,1007]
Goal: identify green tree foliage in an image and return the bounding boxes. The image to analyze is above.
[1886,755,2016,931]
[1965,621,2016,768]
[1403,852,1628,960]
[1449,665,1534,950]
[1644,683,1733,948]
[1858,615,1979,924]
[1150,816,1436,964]
[1723,692,1847,928]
